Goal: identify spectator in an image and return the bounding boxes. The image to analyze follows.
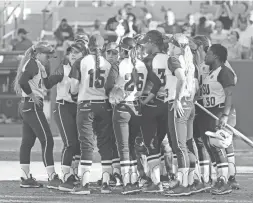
[182,14,196,37]
[214,2,233,31]
[54,18,74,46]
[210,20,228,44]
[90,19,104,36]
[10,28,33,51]
[136,7,151,34]
[157,9,182,34]
[222,30,242,60]
[193,2,214,25]
[126,13,138,37]
[104,8,129,43]
[195,17,212,38]
[233,2,250,30]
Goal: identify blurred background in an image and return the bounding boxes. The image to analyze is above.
[1,0,253,137]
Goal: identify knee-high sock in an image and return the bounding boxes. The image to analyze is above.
[120,160,131,186]
[101,160,112,184]
[188,168,195,185]
[80,160,92,186]
[227,153,236,177]
[177,168,189,187]
[172,154,178,174]
[194,161,202,182]
[112,158,121,175]
[217,162,229,182]
[130,160,138,184]
[20,164,30,179]
[199,160,210,183]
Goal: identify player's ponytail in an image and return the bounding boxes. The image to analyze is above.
[129,47,139,85]
[94,47,101,87]
[13,46,36,95]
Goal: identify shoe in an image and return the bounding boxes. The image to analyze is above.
[71,183,90,195]
[162,174,177,189]
[211,177,232,195]
[164,185,191,196]
[121,183,140,195]
[73,174,80,185]
[228,176,240,190]
[111,173,123,187]
[101,182,112,194]
[191,179,211,194]
[47,174,62,189]
[143,182,163,193]
[58,175,76,192]
[20,174,43,188]
[139,176,152,188]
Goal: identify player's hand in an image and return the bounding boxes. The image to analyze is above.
[171,99,184,118]
[219,114,228,129]
[29,93,43,107]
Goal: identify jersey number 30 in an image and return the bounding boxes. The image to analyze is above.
[125,73,144,91]
[88,69,105,88]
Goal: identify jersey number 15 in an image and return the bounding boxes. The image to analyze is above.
[88,69,105,88]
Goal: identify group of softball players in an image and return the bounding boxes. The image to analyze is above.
[14,29,239,197]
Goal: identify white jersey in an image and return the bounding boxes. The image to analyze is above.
[21,59,46,99]
[56,64,74,102]
[143,53,171,98]
[78,55,111,101]
[202,67,225,108]
[116,58,148,101]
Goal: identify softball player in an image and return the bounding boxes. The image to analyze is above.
[14,42,61,189]
[138,30,169,193]
[193,36,239,190]
[106,37,151,194]
[164,34,198,196]
[70,34,114,195]
[200,44,235,195]
[41,42,87,191]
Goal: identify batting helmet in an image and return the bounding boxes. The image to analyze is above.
[119,37,137,51]
[205,129,233,149]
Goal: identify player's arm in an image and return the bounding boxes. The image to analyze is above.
[168,56,186,101]
[42,65,64,89]
[104,63,119,96]
[218,67,235,116]
[141,59,162,105]
[69,58,82,95]
[19,59,39,95]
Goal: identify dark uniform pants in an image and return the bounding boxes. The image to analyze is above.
[19,98,54,167]
[198,104,236,166]
[168,98,196,169]
[77,100,113,166]
[54,100,80,166]
[112,101,142,164]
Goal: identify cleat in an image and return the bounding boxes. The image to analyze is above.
[47,174,62,190]
[71,183,90,195]
[191,179,211,194]
[101,182,112,194]
[143,182,163,193]
[111,173,123,187]
[139,176,152,188]
[228,176,240,190]
[164,185,191,196]
[211,177,232,195]
[59,175,76,192]
[122,183,141,195]
[20,174,43,188]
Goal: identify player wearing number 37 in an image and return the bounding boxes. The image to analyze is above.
[69,34,114,195]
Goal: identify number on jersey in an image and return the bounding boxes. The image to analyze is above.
[124,73,144,91]
[158,69,166,86]
[205,97,216,107]
[88,69,105,88]
[201,84,210,95]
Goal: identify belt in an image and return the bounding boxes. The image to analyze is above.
[208,103,225,108]
[56,100,75,105]
[79,99,107,104]
[120,100,139,105]
[21,97,43,103]
[141,94,167,102]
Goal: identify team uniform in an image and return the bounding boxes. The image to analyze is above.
[42,62,80,191]
[199,65,235,195]
[18,58,61,189]
[70,51,114,195]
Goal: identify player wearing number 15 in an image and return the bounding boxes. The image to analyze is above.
[199,44,236,195]
[70,34,114,195]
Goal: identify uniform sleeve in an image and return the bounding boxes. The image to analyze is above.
[143,56,162,95]
[104,63,119,96]
[217,67,235,88]
[43,65,64,89]
[69,57,82,81]
[19,59,39,95]
[167,57,182,75]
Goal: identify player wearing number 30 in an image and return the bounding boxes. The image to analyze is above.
[106,37,149,195]
[70,34,114,195]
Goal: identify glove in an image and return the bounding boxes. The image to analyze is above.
[205,129,233,149]
[109,85,125,105]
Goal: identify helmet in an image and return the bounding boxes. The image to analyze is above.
[138,30,163,45]
[205,129,233,149]
[75,33,89,45]
[119,37,137,51]
[88,34,104,50]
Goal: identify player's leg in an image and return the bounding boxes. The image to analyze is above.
[225,107,239,189]
[95,101,114,194]
[54,102,78,191]
[22,102,60,189]
[72,101,95,195]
